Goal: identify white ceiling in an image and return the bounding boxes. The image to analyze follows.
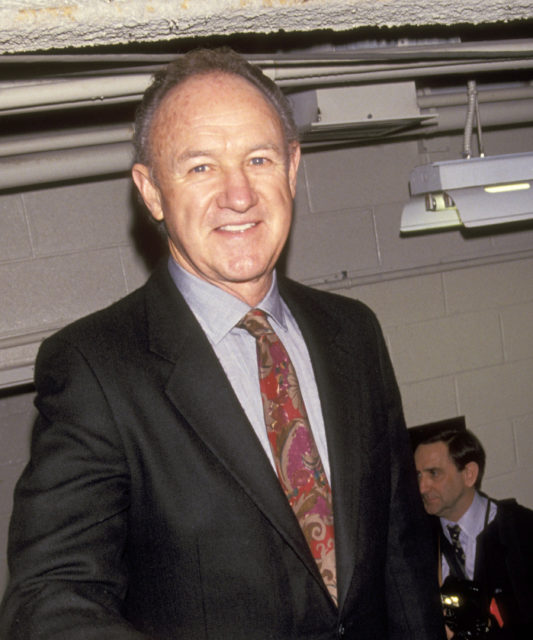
[2,0,533,54]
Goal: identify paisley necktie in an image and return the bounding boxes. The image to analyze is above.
[238,309,337,605]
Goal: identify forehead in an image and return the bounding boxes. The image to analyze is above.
[415,441,453,469]
[151,71,283,144]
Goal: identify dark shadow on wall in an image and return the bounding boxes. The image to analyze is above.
[129,183,168,272]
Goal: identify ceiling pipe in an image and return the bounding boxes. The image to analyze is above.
[417,84,533,108]
[273,59,533,87]
[0,125,133,157]
[0,143,134,190]
[0,74,151,112]
[418,99,533,135]
[2,56,533,114]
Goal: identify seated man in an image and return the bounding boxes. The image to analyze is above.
[414,428,533,639]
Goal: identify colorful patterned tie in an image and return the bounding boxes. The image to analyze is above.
[447,524,466,571]
[238,309,337,605]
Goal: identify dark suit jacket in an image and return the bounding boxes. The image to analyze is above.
[1,262,445,639]
[438,497,533,639]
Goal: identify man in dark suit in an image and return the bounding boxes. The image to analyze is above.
[414,428,533,638]
[0,48,445,639]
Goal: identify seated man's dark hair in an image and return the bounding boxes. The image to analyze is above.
[417,428,486,490]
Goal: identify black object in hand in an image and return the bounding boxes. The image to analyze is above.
[441,576,491,638]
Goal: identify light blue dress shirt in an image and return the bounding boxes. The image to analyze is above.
[440,490,497,580]
[167,257,331,481]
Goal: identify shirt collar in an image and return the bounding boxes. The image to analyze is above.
[441,491,488,541]
[167,257,287,344]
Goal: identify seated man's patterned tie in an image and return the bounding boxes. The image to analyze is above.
[238,309,337,605]
[447,524,466,572]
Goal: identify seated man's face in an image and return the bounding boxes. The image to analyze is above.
[414,441,475,522]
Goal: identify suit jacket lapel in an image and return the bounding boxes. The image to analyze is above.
[279,278,363,608]
[143,264,323,586]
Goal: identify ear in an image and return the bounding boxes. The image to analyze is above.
[287,142,301,198]
[463,461,479,489]
[131,163,164,222]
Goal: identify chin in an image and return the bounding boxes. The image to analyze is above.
[224,260,274,283]
[424,503,440,516]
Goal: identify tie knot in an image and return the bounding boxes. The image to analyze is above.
[238,309,274,338]
[447,524,461,541]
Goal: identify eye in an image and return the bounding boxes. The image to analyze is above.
[191,164,209,174]
[250,156,269,166]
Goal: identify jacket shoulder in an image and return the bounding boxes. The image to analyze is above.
[495,498,533,524]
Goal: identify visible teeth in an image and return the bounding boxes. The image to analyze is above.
[220,223,256,232]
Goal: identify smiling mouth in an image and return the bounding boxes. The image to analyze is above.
[218,222,257,232]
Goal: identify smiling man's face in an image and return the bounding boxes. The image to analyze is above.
[132,71,300,306]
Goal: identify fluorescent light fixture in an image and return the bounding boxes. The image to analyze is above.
[401,152,533,233]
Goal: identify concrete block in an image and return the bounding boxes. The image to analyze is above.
[457,359,533,426]
[344,273,445,328]
[483,125,533,156]
[444,258,533,313]
[0,193,32,262]
[501,302,533,362]
[302,139,418,213]
[0,462,24,525]
[0,249,127,337]
[23,177,136,257]
[0,389,35,420]
[374,202,493,272]
[0,509,9,597]
[293,162,311,215]
[400,376,458,428]
[0,392,35,465]
[388,310,503,383]
[483,468,533,510]
[120,245,154,293]
[514,413,533,468]
[474,420,516,478]
[491,224,533,253]
[285,207,379,282]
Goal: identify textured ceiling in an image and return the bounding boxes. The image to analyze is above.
[2,0,533,54]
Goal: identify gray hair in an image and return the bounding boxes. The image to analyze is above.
[133,47,299,167]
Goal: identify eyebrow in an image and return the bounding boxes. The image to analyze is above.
[175,149,212,165]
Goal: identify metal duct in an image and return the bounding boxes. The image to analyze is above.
[0,143,134,190]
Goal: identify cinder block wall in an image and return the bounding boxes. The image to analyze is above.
[1,126,532,595]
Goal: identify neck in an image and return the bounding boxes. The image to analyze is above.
[446,489,477,523]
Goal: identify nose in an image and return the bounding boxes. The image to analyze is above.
[418,473,430,495]
[217,167,258,212]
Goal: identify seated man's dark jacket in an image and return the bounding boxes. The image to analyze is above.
[437,497,533,639]
[0,262,445,639]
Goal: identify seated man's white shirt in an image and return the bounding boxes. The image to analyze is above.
[440,491,497,580]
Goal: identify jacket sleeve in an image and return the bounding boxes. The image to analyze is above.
[372,317,446,639]
[0,335,152,640]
